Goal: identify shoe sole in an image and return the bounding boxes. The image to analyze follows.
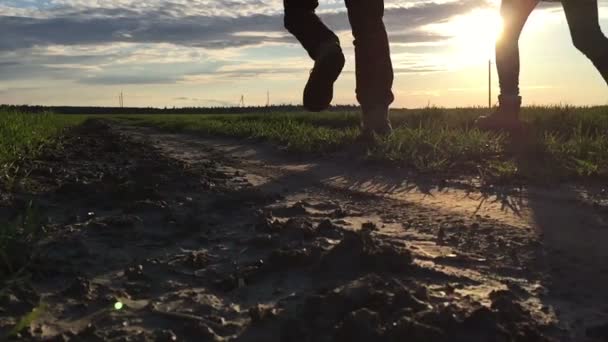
[303,50,345,112]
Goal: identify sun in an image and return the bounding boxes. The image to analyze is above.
[429,9,504,65]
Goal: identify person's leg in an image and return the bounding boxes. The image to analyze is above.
[283,0,338,59]
[284,0,345,111]
[345,0,394,135]
[496,0,538,98]
[562,0,608,85]
[477,0,538,130]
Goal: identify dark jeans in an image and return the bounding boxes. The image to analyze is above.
[284,0,394,109]
[498,0,608,96]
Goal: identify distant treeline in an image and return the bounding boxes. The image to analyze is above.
[0,104,361,115]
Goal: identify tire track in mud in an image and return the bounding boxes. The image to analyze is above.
[0,119,606,341]
[118,123,608,341]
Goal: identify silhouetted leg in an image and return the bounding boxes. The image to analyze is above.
[283,0,339,59]
[345,0,394,110]
[562,0,608,85]
[476,0,537,131]
[496,0,538,96]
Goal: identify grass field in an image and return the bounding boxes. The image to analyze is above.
[0,108,85,281]
[119,106,608,182]
[2,106,606,181]
[0,109,86,175]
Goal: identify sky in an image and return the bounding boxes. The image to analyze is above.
[0,0,607,108]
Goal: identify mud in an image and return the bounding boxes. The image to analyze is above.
[1,119,606,341]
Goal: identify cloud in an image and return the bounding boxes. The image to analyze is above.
[393,66,443,74]
[173,97,234,106]
[0,0,490,52]
[0,61,82,81]
[0,0,493,91]
[0,61,21,67]
[80,74,180,85]
[0,10,283,51]
[389,32,449,45]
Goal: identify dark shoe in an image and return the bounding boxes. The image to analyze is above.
[303,42,345,112]
[361,106,393,137]
[476,95,523,131]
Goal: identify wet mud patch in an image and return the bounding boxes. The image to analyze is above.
[0,119,579,341]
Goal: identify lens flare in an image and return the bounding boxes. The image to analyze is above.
[428,9,504,64]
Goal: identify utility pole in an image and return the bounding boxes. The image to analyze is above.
[119,91,124,108]
[266,90,270,107]
[488,59,492,109]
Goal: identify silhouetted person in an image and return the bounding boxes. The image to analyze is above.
[477,0,608,130]
[284,0,394,136]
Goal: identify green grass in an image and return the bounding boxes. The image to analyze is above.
[8,303,47,338]
[119,106,608,182]
[0,109,86,176]
[0,109,85,281]
[118,113,361,153]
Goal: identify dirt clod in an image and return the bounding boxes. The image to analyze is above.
[283,217,316,238]
[62,276,92,298]
[361,221,378,231]
[317,219,343,239]
[334,308,382,342]
[249,304,277,324]
[321,230,412,274]
[124,264,146,281]
[266,248,315,271]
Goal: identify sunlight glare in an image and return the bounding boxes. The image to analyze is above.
[429,9,504,66]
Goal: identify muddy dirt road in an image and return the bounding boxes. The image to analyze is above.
[1,120,607,341]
